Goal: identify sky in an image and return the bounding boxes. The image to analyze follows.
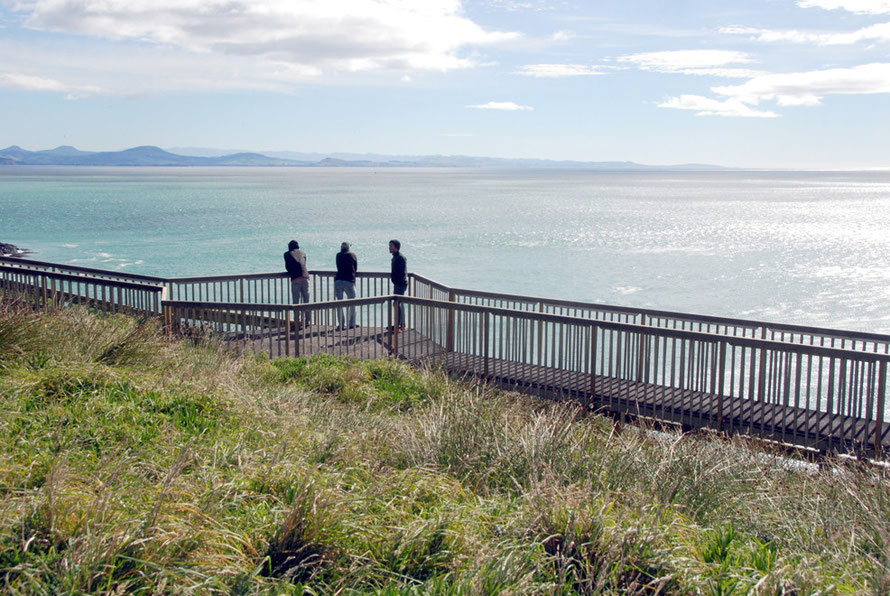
[1,0,889,168]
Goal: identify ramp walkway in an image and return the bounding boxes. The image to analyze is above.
[3,256,888,459]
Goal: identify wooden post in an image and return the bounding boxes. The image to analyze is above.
[875,360,886,459]
[446,291,455,352]
[294,308,301,357]
[635,331,647,383]
[717,342,727,431]
[391,298,398,359]
[284,309,291,357]
[757,347,768,403]
[588,324,598,409]
[483,311,490,380]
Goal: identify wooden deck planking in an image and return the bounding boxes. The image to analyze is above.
[428,352,889,455]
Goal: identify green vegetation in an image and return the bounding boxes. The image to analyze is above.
[1,301,889,594]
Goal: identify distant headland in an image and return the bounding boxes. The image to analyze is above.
[0,144,727,171]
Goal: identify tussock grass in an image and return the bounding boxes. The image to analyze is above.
[1,303,889,593]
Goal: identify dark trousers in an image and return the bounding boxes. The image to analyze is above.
[393,283,407,328]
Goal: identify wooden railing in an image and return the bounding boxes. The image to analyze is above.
[4,255,890,354]
[397,296,889,458]
[156,293,890,458]
[0,264,164,317]
[164,271,394,305]
[410,274,890,356]
[0,255,167,285]
[162,296,399,361]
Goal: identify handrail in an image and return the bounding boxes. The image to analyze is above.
[163,294,392,311]
[0,255,167,283]
[400,295,890,363]
[0,264,164,291]
[158,291,890,363]
[4,256,889,351]
[410,272,452,293]
[165,270,390,283]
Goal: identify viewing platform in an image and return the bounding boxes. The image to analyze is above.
[3,255,889,460]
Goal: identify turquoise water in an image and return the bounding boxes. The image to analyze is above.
[2,166,890,333]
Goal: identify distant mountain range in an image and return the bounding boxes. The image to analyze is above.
[0,144,727,170]
[0,145,305,167]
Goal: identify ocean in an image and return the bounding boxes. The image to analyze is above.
[2,166,890,334]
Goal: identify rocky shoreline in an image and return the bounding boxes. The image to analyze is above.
[0,242,29,257]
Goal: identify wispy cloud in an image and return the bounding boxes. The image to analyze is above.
[514,63,606,77]
[0,71,101,97]
[712,62,890,106]
[0,38,306,95]
[797,0,890,15]
[658,95,780,117]
[617,50,762,78]
[721,22,890,45]
[659,61,890,117]
[481,1,555,11]
[16,0,518,75]
[467,101,533,110]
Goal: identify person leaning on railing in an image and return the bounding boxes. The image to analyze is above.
[389,239,407,331]
[335,241,358,329]
[284,239,311,327]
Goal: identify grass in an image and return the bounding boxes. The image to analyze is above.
[1,299,889,594]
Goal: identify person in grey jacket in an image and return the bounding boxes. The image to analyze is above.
[335,241,358,329]
[284,240,310,326]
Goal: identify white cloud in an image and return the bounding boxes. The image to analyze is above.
[0,71,101,97]
[658,62,890,117]
[17,0,518,74]
[619,50,753,70]
[721,22,890,45]
[467,101,533,110]
[797,0,890,15]
[658,95,780,117]
[712,62,890,106]
[0,38,311,95]
[617,50,762,78]
[514,63,605,77]
[481,1,552,10]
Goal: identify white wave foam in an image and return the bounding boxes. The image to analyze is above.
[614,286,643,295]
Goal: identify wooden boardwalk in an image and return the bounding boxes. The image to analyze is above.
[5,257,889,459]
[237,324,889,457]
[422,352,890,456]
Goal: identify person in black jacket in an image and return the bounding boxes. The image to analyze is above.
[335,241,358,329]
[389,239,407,330]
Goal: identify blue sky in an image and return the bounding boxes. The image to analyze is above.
[1,0,889,168]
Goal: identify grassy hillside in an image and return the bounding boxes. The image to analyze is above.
[1,302,889,594]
